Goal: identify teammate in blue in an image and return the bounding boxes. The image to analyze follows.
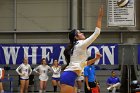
[60,6,103,93]
[84,57,97,93]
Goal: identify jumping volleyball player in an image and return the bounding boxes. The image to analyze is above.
[16,57,32,93]
[60,6,103,93]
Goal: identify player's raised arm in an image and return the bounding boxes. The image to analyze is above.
[80,6,104,48]
[96,5,103,29]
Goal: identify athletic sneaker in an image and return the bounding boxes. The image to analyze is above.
[107,86,111,90]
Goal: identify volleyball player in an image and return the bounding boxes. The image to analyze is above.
[0,68,4,93]
[33,58,51,93]
[60,6,103,93]
[16,57,32,93]
[51,59,61,92]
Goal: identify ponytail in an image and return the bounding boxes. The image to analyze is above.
[63,29,78,70]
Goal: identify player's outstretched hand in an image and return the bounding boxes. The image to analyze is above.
[96,52,102,59]
[98,5,104,17]
[96,5,103,28]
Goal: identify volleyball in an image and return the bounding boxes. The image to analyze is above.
[117,0,129,7]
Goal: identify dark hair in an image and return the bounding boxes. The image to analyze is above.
[111,71,115,73]
[63,29,78,68]
[86,56,94,61]
[53,60,59,67]
[69,29,78,44]
[86,56,94,65]
[41,58,46,64]
[53,59,58,64]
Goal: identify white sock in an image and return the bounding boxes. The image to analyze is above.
[77,89,81,92]
[107,86,112,90]
[43,90,46,93]
[39,90,43,93]
[112,88,116,93]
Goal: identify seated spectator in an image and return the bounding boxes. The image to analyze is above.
[106,71,121,93]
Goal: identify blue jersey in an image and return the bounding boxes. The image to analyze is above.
[84,65,96,82]
[107,76,120,84]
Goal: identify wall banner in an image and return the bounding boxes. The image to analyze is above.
[0,44,118,65]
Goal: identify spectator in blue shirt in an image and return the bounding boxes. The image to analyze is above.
[106,71,121,93]
[84,56,97,93]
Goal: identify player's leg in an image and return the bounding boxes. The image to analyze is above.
[20,80,25,93]
[60,84,75,93]
[43,81,47,93]
[52,79,57,92]
[25,80,29,93]
[39,80,44,93]
[0,82,4,93]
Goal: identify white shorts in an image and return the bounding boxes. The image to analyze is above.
[39,76,48,81]
[76,76,84,81]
